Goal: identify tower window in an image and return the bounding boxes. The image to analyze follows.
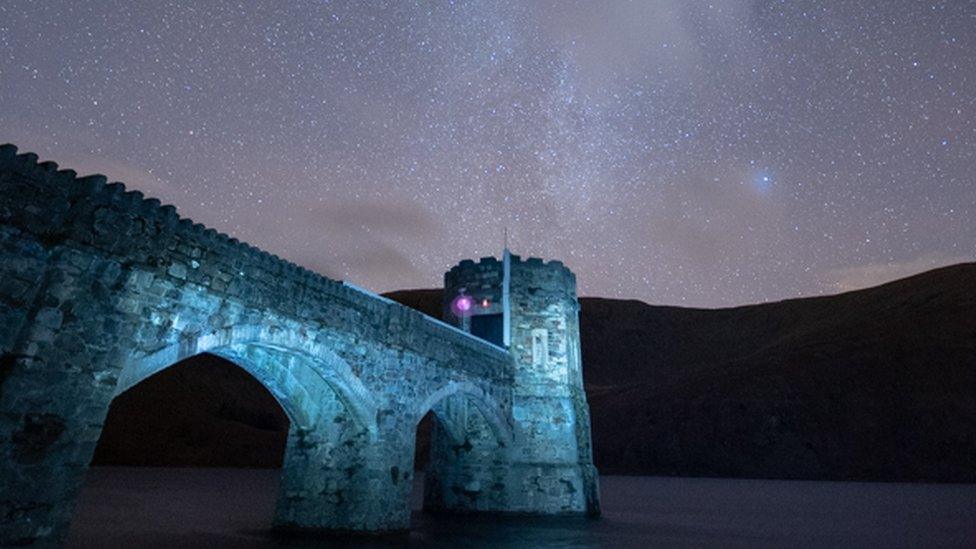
[471,313,504,347]
[531,329,548,368]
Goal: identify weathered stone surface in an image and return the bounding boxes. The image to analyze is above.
[0,144,598,545]
[443,253,600,516]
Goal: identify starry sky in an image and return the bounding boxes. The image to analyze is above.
[2,1,974,307]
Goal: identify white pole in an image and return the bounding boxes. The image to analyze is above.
[502,246,511,348]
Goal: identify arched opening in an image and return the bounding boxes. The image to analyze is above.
[91,353,289,468]
[412,411,436,512]
[68,345,379,543]
[69,353,292,546]
[412,390,511,518]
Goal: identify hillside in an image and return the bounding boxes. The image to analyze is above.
[579,263,976,481]
[393,263,976,481]
[94,264,976,482]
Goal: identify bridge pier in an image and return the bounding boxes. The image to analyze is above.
[0,248,131,545]
[273,424,413,534]
[0,367,117,546]
[424,423,598,517]
[422,399,512,514]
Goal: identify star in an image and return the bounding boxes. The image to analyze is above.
[0,0,971,307]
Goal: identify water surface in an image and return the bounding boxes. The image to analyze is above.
[67,467,976,548]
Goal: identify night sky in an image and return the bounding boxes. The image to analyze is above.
[2,1,973,307]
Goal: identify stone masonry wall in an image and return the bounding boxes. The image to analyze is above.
[440,254,601,516]
[0,145,519,545]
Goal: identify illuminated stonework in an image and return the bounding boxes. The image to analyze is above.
[0,144,599,546]
[441,252,601,517]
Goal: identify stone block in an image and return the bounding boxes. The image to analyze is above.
[167,262,188,280]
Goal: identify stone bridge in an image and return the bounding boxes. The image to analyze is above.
[0,145,599,545]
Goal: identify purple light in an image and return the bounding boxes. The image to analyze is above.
[452,295,474,315]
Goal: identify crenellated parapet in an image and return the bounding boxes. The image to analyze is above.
[0,144,509,370]
[445,255,576,287]
[0,143,330,290]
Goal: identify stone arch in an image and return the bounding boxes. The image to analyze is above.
[413,381,512,447]
[92,351,292,468]
[107,324,386,534]
[414,381,513,516]
[114,324,378,436]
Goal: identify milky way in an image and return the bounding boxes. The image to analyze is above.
[2,1,973,307]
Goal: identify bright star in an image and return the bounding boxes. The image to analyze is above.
[753,170,774,193]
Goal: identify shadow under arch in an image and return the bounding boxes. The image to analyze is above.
[412,381,513,448]
[114,325,378,436]
[99,326,389,533]
[92,351,292,468]
[412,381,513,516]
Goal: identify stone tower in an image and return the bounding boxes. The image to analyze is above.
[443,251,600,516]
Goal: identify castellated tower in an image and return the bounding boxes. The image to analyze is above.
[443,251,600,516]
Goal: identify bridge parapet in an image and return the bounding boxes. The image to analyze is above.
[0,144,510,379]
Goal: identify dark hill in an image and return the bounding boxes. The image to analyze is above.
[387,263,976,482]
[94,264,976,482]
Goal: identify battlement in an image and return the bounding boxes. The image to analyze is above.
[0,144,510,367]
[510,254,576,286]
[445,252,576,287]
[0,144,323,286]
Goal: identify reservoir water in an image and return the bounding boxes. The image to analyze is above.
[67,467,976,548]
